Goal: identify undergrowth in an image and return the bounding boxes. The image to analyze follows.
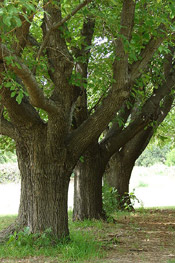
[0,213,105,262]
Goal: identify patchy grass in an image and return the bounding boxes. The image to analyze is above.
[0,215,17,231]
[137,181,149,188]
[0,209,175,262]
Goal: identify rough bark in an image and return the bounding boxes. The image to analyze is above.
[73,143,106,220]
[105,93,174,210]
[0,0,173,240]
[105,129,153,210]
[15,128,71,238]
[73,67,175,219]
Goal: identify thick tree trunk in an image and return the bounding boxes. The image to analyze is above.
[105,129,153,210]
[14,130,71,239]
[105,152,134,210]
[16,140,31,226]
[73,143,106,220]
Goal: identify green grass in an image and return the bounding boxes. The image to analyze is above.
[137,181,149,188]
[0,213,106,263]
[143,206,175,210]
[0,215,17,231]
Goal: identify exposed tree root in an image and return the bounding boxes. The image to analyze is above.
[0,219,24,244]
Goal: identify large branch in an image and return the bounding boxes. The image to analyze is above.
[0,105,16,139]
[130,25,168,82]
[101,73,175,159]
[104,95,135,141]
[67,0,136,160]
[119,92,174,165]
[67,2,173,163]
[0,118,16,139]
[36,0,93,62]
[0,44,57,113]
[73,17,95,127]
[113,0,135,86]
[0,85,43,126]
[13,15,34,56]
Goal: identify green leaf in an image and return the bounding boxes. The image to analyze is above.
[11,91,16,98]
[16,91,23,104]
[3,16,12,27]
[14,17,22,27]
[4,82,12,88]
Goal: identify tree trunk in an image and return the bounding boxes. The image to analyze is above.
[14,130,71,239]
[105,129,153,210]
[73,143,106,220]
[16,140,31,226]
[105,152,134,210]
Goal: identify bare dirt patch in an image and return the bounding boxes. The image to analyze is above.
[97,209,175,263]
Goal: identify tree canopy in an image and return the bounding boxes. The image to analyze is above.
[0,0,175,239]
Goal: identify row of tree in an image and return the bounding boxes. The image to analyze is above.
[0,0,175,241]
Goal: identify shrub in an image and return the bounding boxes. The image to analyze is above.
[136,144,169,166]
[165,148,175,166]
[102,183,118,218]
[102,183,139,217]
[0,163,20,183]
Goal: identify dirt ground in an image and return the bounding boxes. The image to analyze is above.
[97,209,175,263]
[0,209,175,263]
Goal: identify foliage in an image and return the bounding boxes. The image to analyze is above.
[0,215,104,262]
[165,148,175,167]
[136,144,170,167]
[8,227,57,248]
[102,182,119,218]
[102,183,139,217]
[0,150,16,164]
[0,136,16,159]
[155,107,175,148]
[120,191,140,211]
[1,0,175,242]
[0,163,19,183]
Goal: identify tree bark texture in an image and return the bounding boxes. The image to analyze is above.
[0,0,173,240]
[73,143,106,220]
[14,127,71,239]
[105,128,154,209]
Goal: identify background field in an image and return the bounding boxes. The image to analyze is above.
[0,163,175,215]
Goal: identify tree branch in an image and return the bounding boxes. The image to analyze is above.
[101,73,175,158]
[113,0,136,87]
[73,16,95,128]
[67,0,136,161]
[104,95,135,141]
[36,0,93,62]
[0,44,57,113]
[0,105,16,139]
[13,15,34,56]
[130,25,168,82]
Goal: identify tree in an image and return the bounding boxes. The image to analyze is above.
[0,0,174,239]
[73,43,175,218]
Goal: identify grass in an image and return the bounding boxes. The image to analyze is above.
[0,215,17,231]
[1,209,175,262]
[0,212,106,263]
[137,181,149,188]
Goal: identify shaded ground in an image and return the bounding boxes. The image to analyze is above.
[0,209,175,262]
[97,209,175,263]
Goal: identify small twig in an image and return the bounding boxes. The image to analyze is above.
[89,89,109,114]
